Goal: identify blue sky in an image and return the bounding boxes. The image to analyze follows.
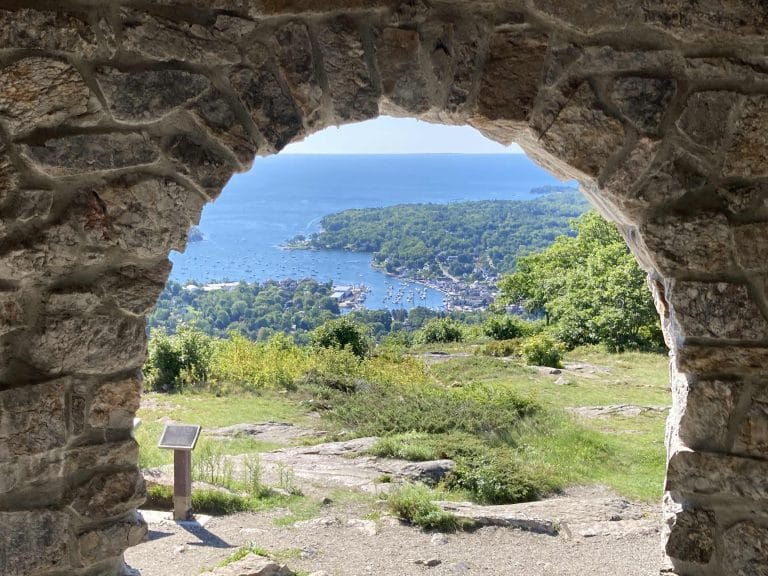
[282,116,525,154]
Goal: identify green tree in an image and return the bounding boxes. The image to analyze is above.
[498,211,664,352]
[416,318,464,344]
[310,317,371,358]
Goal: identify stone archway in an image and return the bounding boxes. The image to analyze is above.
[1,2,767,575]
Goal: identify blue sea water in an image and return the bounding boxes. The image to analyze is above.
[169,154,568,310]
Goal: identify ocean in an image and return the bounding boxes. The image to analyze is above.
[169,154,570,310]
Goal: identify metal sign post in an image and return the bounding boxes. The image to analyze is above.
[158,424,201,521]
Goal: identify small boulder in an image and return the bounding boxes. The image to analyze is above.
[199,555,294,576]
[401,460,455,485]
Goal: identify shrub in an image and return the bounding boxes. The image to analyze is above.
[387,483,459,531]
[311,317,371,358]
[479,339,519,358]
[210,333,309,391]
[415,318,464,344]
[483,315,527,340]
[447,447,556,504]
[520,334,563,368]
[143,327,214,392]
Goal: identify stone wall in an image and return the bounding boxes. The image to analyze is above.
[1,1,768,574]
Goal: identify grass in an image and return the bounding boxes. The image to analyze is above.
[387,483,459,531]
[138,342,670,507]
[144,484,303,515]
[217,543,302,568]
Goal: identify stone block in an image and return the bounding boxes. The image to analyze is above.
[0,379,66,462]
[165,132,238,193]
[199,554,295,575]
[733,222,768,272]
[639,213,734,276]
[99,262,171,316]
[611,76,675,135]
[0,511,70,576]
[317,15,379,122]
[669,281,768,341]
[721,521,768,575]
[23,133,158,176]
[28,307,147,376]
[665,508,716,564]
[724,96,768,178]
[677,344,768,376]
[678,379,738,452]
[70,470,146,521]
[274,22,323,127]
[666,449,768,501]
[641,0,768,39]
[97,67,210,122]
[677,91,738,152]
[120,10,244,66]
[532,0,637,32]
[251,0,392,15]
[0,427,137,496]
[230,67,302,151]
[78,511,147,566]
[0,9,101,56]
[477,30,548,123]
[446,19,491,113]
[734,390,768,459]
[92,178,207,260]
[376,27,429,114]
[0,292,24,336]
[89,376,142,430]
[537,82,625,180]
[0,58,93,138]
[601,137,663,220]
[191,89,258,166]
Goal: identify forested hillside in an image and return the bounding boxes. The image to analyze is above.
[289,191,588,280]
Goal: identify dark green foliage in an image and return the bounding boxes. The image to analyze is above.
[326,381,539,437]
[483,315,528,340]
[310,317,371,358]
[143,327,214,391]
[147,278,339,340]
[447,447,556,504]
[499,211,665,352]
[416,318,463,344]
[291,191,588,281]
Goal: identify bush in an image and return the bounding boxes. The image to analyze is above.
[143,327,214,392]
[479,339,519,358]
[387,483,459,531]
[483,315,528,340]
[520,334,563,368]
[447,447,556,504]
[415,318,464,344]
[311,317,371,358]
[211,333,309,391]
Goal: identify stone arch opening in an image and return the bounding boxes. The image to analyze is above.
[1,2,767,575]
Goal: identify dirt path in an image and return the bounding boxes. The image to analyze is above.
[126,495,663,576]
[128,433,664,576]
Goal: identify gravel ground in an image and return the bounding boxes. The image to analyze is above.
[126,497,664,576]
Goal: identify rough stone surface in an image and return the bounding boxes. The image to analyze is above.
[0,511,70,576]
[669,281,768,341]
[2,3,768,575]
[664,508,715,564]
[721,522,768,576]
[0,57,93,137]
[199,555,294,576]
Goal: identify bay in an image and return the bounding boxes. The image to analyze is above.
[169,154,568,310]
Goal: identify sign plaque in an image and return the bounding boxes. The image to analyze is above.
[158,424,201,451]
[158,424,202,520]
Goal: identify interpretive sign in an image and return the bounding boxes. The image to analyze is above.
[158,424,201,451]
[158,423,201,520]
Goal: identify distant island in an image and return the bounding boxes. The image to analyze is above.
[286,191,589,310]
